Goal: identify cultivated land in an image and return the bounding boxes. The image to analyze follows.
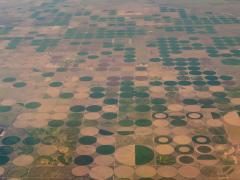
[0,0,240,179]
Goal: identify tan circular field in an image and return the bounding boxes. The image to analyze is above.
[114,145,135,166]
[94,155,114,166]
[37,144,57,155]
[158,166,178,177]
[76,145,95,155]
[178,165,200,178]
[13,119,30,128]
[154,127,170,135]
[209,86,224,92]
[172,127,190,135]
[223,111,240,127]
[71,166,89,177]
[168,104,183,112]
[155,145,174,155]
[97,136,115,145]
[135,127,152,135]
[80,127,99,136]
[84,112,101,120]
[89,166,113,180]
[0,167,4,175]
[184,105,201,112]
[12,155,34,166]
[102,105,118,112]
[115,166,134,178]
[153,120,169,127]
[173,135,192,144]
[135,165,156,177]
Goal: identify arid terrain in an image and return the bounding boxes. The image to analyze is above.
[0,0,240,179]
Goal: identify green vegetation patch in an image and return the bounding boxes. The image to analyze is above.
[135,145,154,165]
[222,58,240,65]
